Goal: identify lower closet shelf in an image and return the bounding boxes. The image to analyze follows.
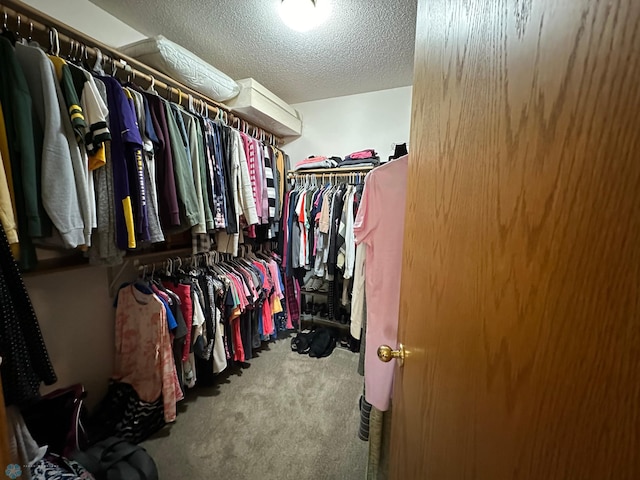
[300,315,350,330]
[300,289,329,297]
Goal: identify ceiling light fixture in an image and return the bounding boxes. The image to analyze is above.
[279,0,331,33]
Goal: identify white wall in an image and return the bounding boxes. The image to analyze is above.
[19,0,145,47]
[286,86,413,166]
[24,268,115,409]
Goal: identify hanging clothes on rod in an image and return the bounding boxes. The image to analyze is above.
[105,248,289,442]
[281,170,367,323]
[0,6,291,271]
[0,0,282,147]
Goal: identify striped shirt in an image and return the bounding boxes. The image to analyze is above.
[264,145,276,221]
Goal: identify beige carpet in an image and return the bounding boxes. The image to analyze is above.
[142,337,367,479]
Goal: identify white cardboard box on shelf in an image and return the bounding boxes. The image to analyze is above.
[226,78,303,141]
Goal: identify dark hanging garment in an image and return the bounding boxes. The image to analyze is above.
[220,124,238,234]
[0,37,41,270]
[162,99,198,230]
[327,185,347,275]
[0,224,57,406]
[201,119,223,229]
[144,92,181,228]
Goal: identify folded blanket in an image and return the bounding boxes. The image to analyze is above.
[346,149,376,160]
[338,157,380,167]
[296,155,327,166]
[294,159,338,170]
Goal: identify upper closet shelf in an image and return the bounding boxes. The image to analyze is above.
[119,37,303,142]
[226,78,303,142]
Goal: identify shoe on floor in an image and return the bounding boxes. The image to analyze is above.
[304,301,313,314]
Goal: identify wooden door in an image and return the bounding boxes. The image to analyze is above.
[390,0,640,478]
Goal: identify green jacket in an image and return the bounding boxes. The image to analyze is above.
[0,37,43,269]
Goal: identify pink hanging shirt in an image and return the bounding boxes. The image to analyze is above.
[353,155,408,411]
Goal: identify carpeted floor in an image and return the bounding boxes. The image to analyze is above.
[142,337,367,479]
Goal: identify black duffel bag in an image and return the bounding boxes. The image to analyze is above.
[72,437,158,480]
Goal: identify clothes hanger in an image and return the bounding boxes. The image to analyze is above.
[66,39,75,61]
[206,252,225,275]
[91,47,105,74]
[202,99,209,118]
[74,42,82,64]
[71,41,82,65]
[174,256,186,276]
[77,43,85,65]
[216,255,233,274]
[125,66,135,84]
[48,27,60,56]
[104,55,117,77]
[132,264,153,293]
[188,94,195,114]
[255,245,271,261]
[14,14,21,42]
[146,75,158,95]
[1,11,17,45]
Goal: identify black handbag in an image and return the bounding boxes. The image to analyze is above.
[21,384,89,458]
[72,437,158,480]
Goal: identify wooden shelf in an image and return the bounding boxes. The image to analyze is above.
[300,315,350,330]
[301,289,329,296]
[21,236,192,276]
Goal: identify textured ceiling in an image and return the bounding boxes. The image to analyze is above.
[88,0,417,104]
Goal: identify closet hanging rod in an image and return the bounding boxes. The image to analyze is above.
[0,0,282,146]
[287,165,375,178]
[133,247,271,277]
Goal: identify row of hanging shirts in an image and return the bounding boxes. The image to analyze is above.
[0,21,288,271]
[112,248,290,426]
[282,172,366,278]
[279,172,367,320]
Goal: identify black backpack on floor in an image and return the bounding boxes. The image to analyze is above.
[291,327,337,357]
[72,437,158,480]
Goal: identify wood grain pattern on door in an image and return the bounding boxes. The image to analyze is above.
[390,0,640,478]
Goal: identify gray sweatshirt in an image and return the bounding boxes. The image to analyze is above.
[15,43,84,248]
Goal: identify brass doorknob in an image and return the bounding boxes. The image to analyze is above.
[377,343,405,367]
